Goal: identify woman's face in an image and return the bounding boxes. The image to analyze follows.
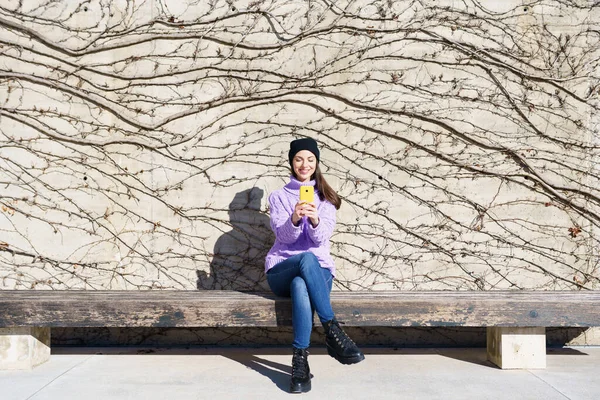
[292,150,317,183]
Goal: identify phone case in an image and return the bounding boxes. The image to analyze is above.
[300,186,314,203]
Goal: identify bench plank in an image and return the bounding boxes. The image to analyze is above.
[0,291,599,328]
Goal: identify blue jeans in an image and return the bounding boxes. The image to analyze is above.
[267,252,334,349]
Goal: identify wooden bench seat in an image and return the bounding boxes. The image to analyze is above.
[1,290,599,369]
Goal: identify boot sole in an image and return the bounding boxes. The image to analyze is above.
[326,345,365,365]
[290,380,311,393]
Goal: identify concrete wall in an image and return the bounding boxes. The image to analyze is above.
[0,1,598,341]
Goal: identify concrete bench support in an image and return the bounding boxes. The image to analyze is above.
[0,327,51,370]
[486,327,546,369]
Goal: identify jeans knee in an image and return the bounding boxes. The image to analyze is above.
[290,276,308,295]
[298,252,320,270]
[290,277,311,310]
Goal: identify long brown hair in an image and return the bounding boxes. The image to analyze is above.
[314,165,342,210]
[292,163,342,210]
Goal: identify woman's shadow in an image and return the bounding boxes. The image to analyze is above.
[196,187,273,291]
[222,352,293,392]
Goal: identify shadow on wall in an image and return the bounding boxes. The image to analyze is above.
[196,187,273,291]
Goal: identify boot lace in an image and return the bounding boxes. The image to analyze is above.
[292,349,309,378]
[330,321,357,348]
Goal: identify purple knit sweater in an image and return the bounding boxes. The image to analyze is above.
[265,177,337,276]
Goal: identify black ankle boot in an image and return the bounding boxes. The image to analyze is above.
[290,347,311,393]
[322,318,365,365]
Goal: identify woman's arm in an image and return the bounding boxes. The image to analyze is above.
[269,192,302,244]
[307,201,336,245]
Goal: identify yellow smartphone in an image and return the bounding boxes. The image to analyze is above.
[300,186,314,204]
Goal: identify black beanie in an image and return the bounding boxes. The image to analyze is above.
[288,137,320,166]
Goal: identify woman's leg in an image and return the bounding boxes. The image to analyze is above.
[267,252,334,326]
[290,277,312,349]
[268,252,363,381]
[295,252,334,324]
[267,252,333,394]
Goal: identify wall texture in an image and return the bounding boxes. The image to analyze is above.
[0,1,599,343]
[1,0,598,291]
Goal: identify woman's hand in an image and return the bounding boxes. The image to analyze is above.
[292,201,319,227]
[303,203,319,227]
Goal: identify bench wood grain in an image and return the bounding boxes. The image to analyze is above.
[1,290,598,328]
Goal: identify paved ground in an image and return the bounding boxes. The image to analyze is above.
[2,347,599,399]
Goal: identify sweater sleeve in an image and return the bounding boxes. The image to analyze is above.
[307,200,336,245]
[269,192,302,244]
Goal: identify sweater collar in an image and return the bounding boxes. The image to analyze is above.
[284,176,316,192]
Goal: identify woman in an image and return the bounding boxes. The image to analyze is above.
[265,137,364,394]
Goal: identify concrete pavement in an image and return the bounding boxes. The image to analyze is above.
[2,347,599,400]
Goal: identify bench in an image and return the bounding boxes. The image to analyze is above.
[1,290,599,370]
